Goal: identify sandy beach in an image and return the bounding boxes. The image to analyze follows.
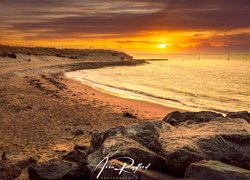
[1,47,249,180]
[0,49,181,164]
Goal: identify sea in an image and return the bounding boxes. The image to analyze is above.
[65,54,250,113]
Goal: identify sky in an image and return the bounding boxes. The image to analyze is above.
[0,0,250,56]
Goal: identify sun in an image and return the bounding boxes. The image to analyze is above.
[158,43,167,49]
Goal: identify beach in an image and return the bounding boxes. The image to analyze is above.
[0,49,180,164]
[1,47,249,180]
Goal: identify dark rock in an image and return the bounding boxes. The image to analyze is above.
[0,161,22,180]
[88,121,172,173]
[226,111,250,123]
[185,160,250,180]
[62,150,87,163]
[90,121,172,153]
[90,126,126,152]
[28,159,72,180]
[28,159,90,180]
[123,112,137,119]
[0,156,37,180]
[71,129,84,137]
[1,152,8,161]
[16,156,38,169]
[7,53,17,59]
[66,161,90,180]
[160,118,250,176]
[163,111,223,126]
[74,145,88,151]
[88,135,166,171]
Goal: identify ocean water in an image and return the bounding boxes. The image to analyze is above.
[66,54,250,113]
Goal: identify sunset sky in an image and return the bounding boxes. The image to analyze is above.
[0,0,250,56]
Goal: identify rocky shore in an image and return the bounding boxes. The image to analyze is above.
[2,111,249,180]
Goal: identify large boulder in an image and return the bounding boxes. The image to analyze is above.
[226,111,250,123]
[163,111,223,126]
[88,121,173,173]
[90,121,172,153]
[88,135,166,171]
[28,159,90,180]
[160,118,250,176]
[185,160,250,180]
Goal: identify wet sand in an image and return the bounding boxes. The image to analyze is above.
[64,77,183,120]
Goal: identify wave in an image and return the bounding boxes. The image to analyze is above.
[78,77,230,114]
[80,78,181,103]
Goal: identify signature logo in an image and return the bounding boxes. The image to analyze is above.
[93,156,151,179]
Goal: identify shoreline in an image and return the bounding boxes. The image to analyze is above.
[63,76,183,120]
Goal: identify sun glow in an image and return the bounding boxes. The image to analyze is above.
[159,43,167,49]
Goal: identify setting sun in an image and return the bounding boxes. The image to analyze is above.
[159,43,167,49]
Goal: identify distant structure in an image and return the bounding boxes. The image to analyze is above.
[227,52,230,60]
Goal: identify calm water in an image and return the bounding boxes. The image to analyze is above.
[66,54,250,113]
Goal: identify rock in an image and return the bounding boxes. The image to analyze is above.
[123,112,137,119]
[66,161,91,180]
[62,150,87,163]
[7,53,17,59]
[1,152,8,161]
[0,156,37,180]
[0,161,22,180]
[226,111,250,123]
[74,145,91,154]
[163,111,223,126]
[16,156,38,169]
[71,129,84,137]
[90,121,172,153]
[185,160,250,180]
[88,116,249,177]
[177,120,197,127]
[90,126,126,152]
[88,135,166,171]
[28,159,91,180]
[74,144,88,151]
[28,159,72,180]
[160,118,250,176]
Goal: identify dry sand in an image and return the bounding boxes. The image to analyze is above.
[0,53,181,173]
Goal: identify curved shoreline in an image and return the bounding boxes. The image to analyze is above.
[62,76,184,120]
